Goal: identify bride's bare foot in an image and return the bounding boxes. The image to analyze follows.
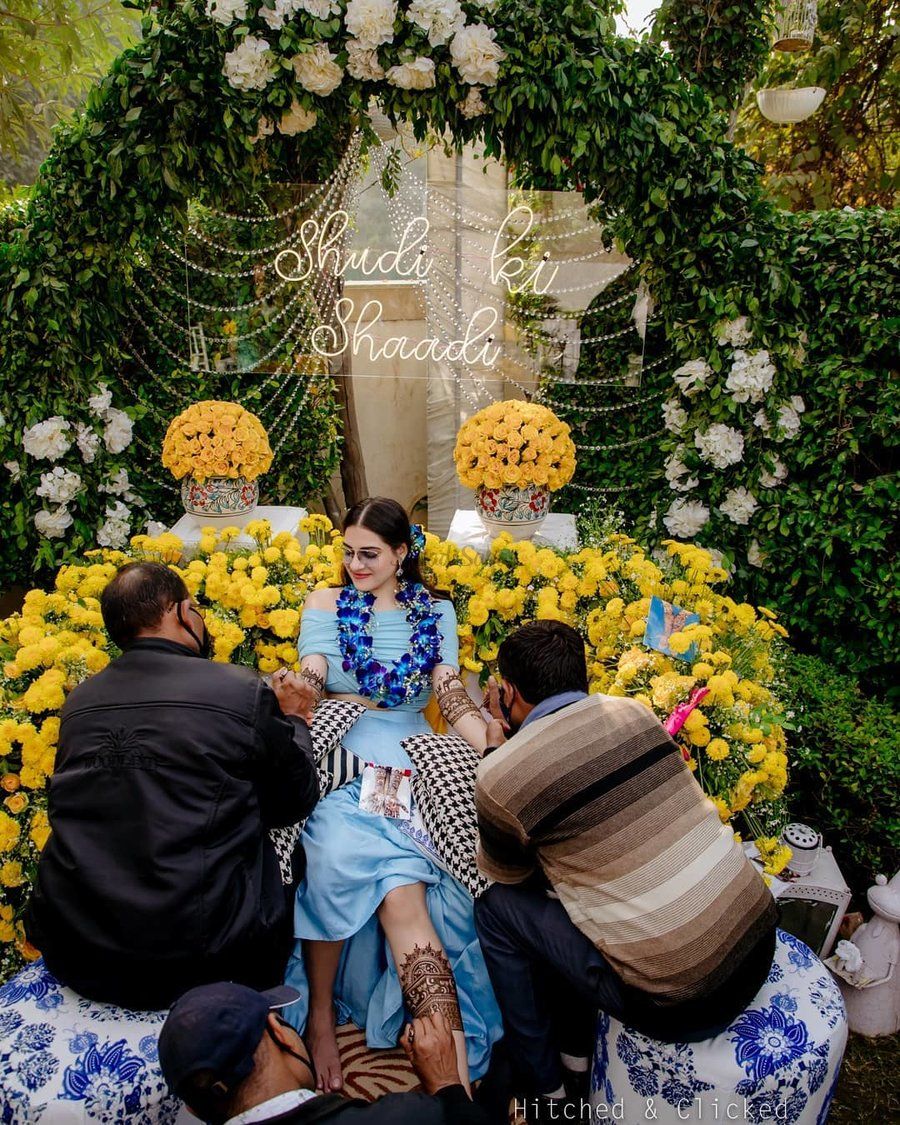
[307,1009,343,1092]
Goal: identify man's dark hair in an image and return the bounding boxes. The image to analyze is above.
[497,620,588,704]
[100,562,189,649]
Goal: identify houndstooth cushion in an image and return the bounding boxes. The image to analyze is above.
[401,733,491,898]
[269,699,366,885]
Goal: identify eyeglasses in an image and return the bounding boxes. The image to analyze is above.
[342,546,383,563]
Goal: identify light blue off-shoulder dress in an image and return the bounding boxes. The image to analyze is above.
[283,599,502,1078]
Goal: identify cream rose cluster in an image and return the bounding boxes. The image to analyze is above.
[22,417,72,462]
[386,55,435,89]
[450,22,504,85]
[408,0,464,46]
[223,36,277,91]
[292,43,344,95]
[345,0,397,48]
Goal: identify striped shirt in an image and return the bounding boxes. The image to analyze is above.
[475,694,776,1002]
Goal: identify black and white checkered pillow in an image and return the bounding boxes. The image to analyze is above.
[269,699,366,885]
[401,733,491,899]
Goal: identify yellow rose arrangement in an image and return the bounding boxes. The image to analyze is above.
[454,400,576,491]
[162,400,273,482]
[0,519,790,981]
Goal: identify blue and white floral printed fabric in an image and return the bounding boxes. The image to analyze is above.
[0,959,190,1123]
[590,929,847,1125]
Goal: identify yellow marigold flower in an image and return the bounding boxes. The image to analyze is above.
[689,727,711,748]
[667,631,693,655]
[0,860,25,887]
[29,810,51,851]
[467,598,489,627]
[706,738,730,761]
[692,662,714,680]
[0,811,21,852]
[711,796,731,822]
[268,609,300,639]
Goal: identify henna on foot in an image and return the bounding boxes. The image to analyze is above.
[398,942,463,1031]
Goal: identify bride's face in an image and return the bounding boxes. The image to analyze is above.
[342,524,406,595]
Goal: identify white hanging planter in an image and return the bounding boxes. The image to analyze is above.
[757,86,826,124]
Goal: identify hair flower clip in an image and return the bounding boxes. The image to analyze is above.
[409,523,426,559]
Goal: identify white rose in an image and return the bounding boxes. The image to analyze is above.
[36,466,82,505]
[278,99,318,134]
[4,460,21,482]
[22,416,72,461]
[260,0,294,29]
[661,398,688,434]
[344,0,397,49]
[790,395,806,413]
[694,423,744,469]
[719,486,758,525]
[759,457,787,489]
[100,467,131,496]
[716,316,752,347]
[408,0,464,46]
[34,506,73,539]
[725,348,775,404]
[346,41,386,80]
[103,408,133,454]
[292,43,344,96]
[775,403,802,441]
[450,22,505,86]
[75,422,101,464]
[753,408,771,435]
[663,498,709,540]
[458,86,487,118]
[672,358,712,396]
[747,539,765,568]
[386,56,436,89]
[664,450,699,493]
[88,384,112,417]
[97,501,132,549]
[205,0,247,26]
[300,0,341,14]
[223,36,277,92]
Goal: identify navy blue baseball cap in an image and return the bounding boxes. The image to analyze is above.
[158,982,302,1100]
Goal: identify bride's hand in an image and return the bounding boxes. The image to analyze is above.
[273,670,319,724]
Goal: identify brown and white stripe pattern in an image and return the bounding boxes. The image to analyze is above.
[475,694,775,1002]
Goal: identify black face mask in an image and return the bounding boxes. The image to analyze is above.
[176,603,212,660]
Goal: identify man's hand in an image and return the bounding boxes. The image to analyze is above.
[483,676,509,750]
[400,1012,462,1096]
[272,670,318,724]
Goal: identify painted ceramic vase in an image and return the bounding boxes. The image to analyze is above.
[181,475,259,519]
[475,483,550,541]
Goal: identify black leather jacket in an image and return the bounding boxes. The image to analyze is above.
[26,638,318,1008]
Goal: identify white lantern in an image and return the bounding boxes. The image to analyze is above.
[773,0,818,51]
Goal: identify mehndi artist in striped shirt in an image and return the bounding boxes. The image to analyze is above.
[473,620,776,1111]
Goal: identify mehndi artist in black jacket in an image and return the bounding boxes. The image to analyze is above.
[158,983,490,1125]
[25,561,319,1009]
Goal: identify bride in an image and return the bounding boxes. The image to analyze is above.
[283,497,502,1092]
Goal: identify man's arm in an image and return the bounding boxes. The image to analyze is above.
[475,779,536,884]
[252,682,319,828]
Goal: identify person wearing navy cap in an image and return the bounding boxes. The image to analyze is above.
[158,982,491,1124]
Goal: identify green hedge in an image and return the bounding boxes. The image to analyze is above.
[781,651,900,900]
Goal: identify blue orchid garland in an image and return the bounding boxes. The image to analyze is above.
[336,582,443,708]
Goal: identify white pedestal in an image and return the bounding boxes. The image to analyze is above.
[447,509,579,558]
[168,505,308,558]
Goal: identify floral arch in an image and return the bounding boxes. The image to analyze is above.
[0,0,800,584]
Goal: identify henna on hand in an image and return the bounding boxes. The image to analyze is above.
[434,670,482,728]
[398,942,463,1031]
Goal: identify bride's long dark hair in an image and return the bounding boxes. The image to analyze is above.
[341,497,446,597]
